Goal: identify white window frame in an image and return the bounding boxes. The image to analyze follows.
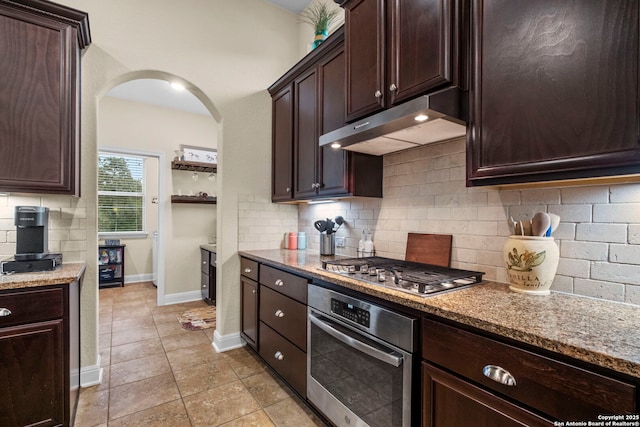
[98,151,147,239]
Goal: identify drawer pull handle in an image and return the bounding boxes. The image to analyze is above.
[203,261,207,265]
[275,309,285,318]
[274,279,284,287]
[0,308,12,317]
[274,351,284,361]
[244,268,252,273]
[482,365,516,386]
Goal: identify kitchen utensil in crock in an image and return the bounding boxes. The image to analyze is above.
[325,218,335,234]
[548,213,560,235]
[531,212,551,236]
[314,220,327,233]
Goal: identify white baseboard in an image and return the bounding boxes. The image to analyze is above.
[125,273,152,284]
[162,290,202,305]
[213,330,245,352]
[80,354,103,387]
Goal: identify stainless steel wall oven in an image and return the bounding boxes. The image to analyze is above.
[307,284,417,427]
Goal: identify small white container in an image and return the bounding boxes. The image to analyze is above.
[503,235,560,295]
[298,232,306,250]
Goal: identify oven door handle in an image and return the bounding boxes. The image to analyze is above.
[309,312,403,367]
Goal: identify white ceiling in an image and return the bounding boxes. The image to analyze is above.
[104,1,313,115]
[105,79,211,116]
[264,0,311,13]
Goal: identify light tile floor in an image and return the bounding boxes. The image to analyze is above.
[75,282,327,426]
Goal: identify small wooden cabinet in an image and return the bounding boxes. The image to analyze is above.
[0,0,90,196]
[269,26,383,202]
[239,257,309,397]
[0,281,81,427]
[200,248,216,305]
[258,264,309,397]
[343,0,465,122]
[421,317,637,425]
[98,245,125,288]
[467,0,640,186]
[240,257,259,350]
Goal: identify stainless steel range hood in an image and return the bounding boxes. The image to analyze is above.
[319,87,467,156]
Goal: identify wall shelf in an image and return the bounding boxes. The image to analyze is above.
[171,195,217,204]
[171,160,217,173]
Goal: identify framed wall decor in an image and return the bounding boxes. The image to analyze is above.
[180,144,217,164]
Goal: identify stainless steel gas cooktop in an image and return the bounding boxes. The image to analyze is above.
[321,256,484,297]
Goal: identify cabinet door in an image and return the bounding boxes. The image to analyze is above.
[0,320,65,427]
[422,363,553,427]
[241,276,258,350]
[388,0,460,105]
[345,0,386,122]
[293,68,319,199]
[317,48,350,197]
[0,7,80,195]
[272,85,294,201]
[467,0,640,186]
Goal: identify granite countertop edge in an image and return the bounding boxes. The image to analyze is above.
[239,249,640,380]
[0,262,87,291]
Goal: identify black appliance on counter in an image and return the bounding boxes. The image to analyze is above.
[15,206,49,261]
[1,206,61,274]
[321,256,484,297]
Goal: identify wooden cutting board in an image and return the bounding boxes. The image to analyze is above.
[405,233,452,267]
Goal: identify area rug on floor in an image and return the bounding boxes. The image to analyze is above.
[177,306,216,331]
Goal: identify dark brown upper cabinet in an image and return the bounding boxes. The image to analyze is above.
[467,0,640,186]
[268,27,382,202]
[271,85,294,202]
[0,0,91,196]
[344,0,466,122]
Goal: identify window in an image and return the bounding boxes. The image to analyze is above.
[98,152,145,234]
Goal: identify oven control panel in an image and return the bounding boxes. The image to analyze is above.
[331,298,370,328]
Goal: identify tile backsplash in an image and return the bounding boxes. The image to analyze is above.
[299,137,640,305]
[0,194,87,262]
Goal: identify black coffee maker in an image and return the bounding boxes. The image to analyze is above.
[15,206,49,261]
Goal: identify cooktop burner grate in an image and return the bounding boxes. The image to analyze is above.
[321,256,484,297]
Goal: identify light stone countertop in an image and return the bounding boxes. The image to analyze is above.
[239,249,640,380]
[200,244,217,253]
[0,262,86,291]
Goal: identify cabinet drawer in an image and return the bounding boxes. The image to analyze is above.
[422,318,636,421]
[259,322,306,396]
[240,257,258,281]
[0,287,64,328]
[259,265,308,304]
[200,249,209,274]
[259,285,306,351]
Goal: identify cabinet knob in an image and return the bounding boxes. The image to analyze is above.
[202,284,206,288]
[203,261,207,265]
[274,279,284,287]
[275,309,285,318]
[286,187,291,193]
[244,268,252,273]
[389,84,398,92]
[252,289,257,294]
[0,308,12,317]
[482,365,516,386]
[374,90,382,98]
[274,351,284,361]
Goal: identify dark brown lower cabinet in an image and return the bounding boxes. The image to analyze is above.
[422,363,552,427]
[240,276,258,350]
[0,282,80,427]
[0,320,65,427]
[422,317,637,426]
[259,322,306,396]
[200,249,216,305]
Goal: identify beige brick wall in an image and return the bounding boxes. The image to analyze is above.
[299,137,640,305]
[0,195,88,263]
[238,194,298,251]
